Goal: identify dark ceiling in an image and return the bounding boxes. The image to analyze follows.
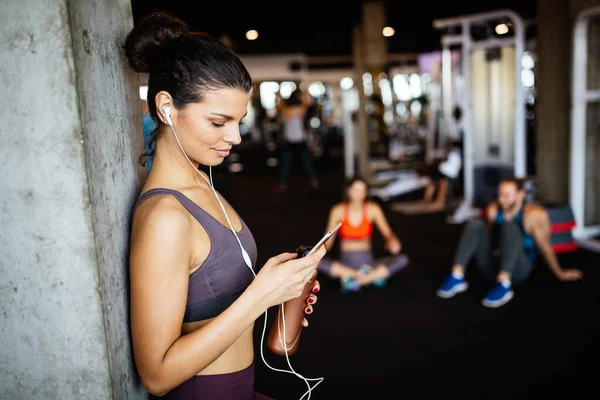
[130,0,537,56]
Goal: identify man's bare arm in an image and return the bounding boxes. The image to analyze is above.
[528,208,583,281]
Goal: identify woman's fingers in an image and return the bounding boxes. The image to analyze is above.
[268,252,298,267]
[311,280,320,294]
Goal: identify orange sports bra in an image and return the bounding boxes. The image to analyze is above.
[338,203,373,240]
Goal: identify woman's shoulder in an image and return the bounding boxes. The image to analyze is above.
[332,202,345,210]
[331,202,346,215]
[134,190,192,233]
[365,201,381,211]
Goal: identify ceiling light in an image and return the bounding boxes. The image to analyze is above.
[495,23,509,35]
[246,30,258,40]
[382,27,395,37]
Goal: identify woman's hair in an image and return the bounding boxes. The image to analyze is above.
[342,175,370,202]
[124,12,253,167]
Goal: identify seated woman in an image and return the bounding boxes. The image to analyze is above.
[319,176,409,291]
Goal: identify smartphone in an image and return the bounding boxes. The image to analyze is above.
[305,222,342,256]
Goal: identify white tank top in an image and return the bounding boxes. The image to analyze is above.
[282,106,306,143]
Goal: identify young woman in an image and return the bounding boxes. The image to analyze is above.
[126,13,326,399]
[319,176,409,291]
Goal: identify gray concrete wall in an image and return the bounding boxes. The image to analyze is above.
[0,0,113,398]
[67,1,147,398]
[535,0,572,203]
[0,0,146,399]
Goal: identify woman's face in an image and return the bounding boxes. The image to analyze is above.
[174,88,250,166]
[347,180,368,203]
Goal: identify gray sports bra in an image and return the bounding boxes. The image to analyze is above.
[134,188,257,322]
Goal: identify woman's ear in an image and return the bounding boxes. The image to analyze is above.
[155,91,174,125]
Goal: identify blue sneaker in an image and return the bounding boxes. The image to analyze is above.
[341,278,360,293]
[373,278,387,287]
[437,273,468,298]
[482,282,514,308]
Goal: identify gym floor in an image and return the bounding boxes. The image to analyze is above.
[214,142,600,400]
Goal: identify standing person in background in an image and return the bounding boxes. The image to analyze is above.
[273,88,320,194]
[142,99,157,172]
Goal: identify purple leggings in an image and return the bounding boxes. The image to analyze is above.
[318,250,409,277]
[149,362,274,400]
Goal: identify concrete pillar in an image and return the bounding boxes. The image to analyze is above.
[353,26,371,179]
[362,1,388,83]
[362,1,388,152]
[536,0,572,203]
[0,1,146,399]
[536,0,600,206]
[352,1,389,179]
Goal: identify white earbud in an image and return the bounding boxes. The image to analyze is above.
[163,105,173,127]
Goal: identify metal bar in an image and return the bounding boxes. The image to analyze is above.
[441,45,453,141]
[470,37,516,50]
[433,9,524,28]
[587,90,600,102]
[461,20,474,205]
[512,13,526,178]
[441,35,462,46]
[342,108,355,178]
[570,6,600,240]
[435,9,526,205]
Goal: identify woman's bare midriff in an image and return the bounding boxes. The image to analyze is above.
[181,319,255,376]
[339,237,371,252]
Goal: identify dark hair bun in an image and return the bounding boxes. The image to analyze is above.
[124,12,188,73]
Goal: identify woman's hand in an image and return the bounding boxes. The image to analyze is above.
[301,280,320,327]
[385,236,402,255]
[252,245,326,310]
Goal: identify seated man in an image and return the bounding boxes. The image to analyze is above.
[437,178,583,308]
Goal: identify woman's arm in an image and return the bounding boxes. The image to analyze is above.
[369,202,401,254]
[130,199,269,396]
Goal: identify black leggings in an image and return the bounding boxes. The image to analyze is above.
[454,219,534,284]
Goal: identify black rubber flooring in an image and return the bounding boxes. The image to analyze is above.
[213,143,600,400]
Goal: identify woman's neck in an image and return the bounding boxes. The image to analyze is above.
[148,134,210,191]
[347,200,364,209]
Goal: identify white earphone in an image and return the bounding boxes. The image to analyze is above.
[161,105,322,399]
[163,105,173,126]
